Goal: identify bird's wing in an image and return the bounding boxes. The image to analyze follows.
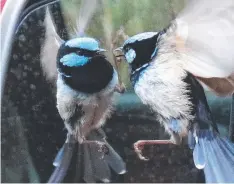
[40,7,64,83]
[171,0,234,95]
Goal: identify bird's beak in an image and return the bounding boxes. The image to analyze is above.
[114,47,123,52]
[113,47,125,59]
[97,48,107,54]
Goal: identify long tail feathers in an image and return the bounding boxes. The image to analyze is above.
[83,143,96,183]
[53,144,66,167]
[191,130,234,183]
[48,135,75,183]
[84,129,126,182]
[48,129,126,183]
[83,133,111,183]
[104,143,127,174]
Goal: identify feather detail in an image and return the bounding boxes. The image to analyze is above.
[84,142,111,182]
[135,52,193,123]
[51,130,126,183]
[40,8,64,83]
[203,134,234,182]
[53,145,65,167]
[173,0,234,78]
[85,129,126,178]
[192,131,206,169]
[48,135,75,183]
[192,130,234,182]
[83,143,96,183]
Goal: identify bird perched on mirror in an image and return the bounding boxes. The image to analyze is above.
[115,0,234,182]
[41,8,126,183]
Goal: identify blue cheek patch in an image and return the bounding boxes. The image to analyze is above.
[151,47,158,59]
[125,49,136,64]
[60,53,89,67]
[65,37,99,51]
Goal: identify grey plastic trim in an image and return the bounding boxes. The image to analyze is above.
[0,0,28,97]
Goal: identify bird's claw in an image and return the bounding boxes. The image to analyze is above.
[76,135,109,159]
[97,142,109,154]
[134,141,149,161]
[96,142,109,159]
[133,139,174,161]
[73,129,109,159]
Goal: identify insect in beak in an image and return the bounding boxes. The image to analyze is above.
[113,47,125,59]
[114,47,123,52]
[112,47,126,94]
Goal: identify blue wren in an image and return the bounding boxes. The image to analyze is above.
[51,37,126,183]
[115,15,234,183]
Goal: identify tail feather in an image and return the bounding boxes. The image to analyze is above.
[203,149,219,182]
[86,129,126,179]
[86,142,111,182]
[94,130,126,174]
[193,134,206,169]
[53,145,65,167]
[193,130,234,183]
[188,130,196,149]
[219,137,234,155]
[104,143,126,174]
[48,136,75,183]
[83,143,96,183]
[204,134,231,182]
[49,129,126,183]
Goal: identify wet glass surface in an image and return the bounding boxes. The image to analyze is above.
[1,0,232,183]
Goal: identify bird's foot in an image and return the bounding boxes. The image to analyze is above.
[134,140,174,161]
[79,136,109,159]
[74,127,109,158]
[133,141,149,161]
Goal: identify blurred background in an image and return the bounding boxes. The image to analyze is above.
[1,0,232,183]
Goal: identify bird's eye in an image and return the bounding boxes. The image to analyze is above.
[125,47,129,51]
[125,49,136,64]
[76,50,81,55]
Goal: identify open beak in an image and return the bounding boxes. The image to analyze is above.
[113,47,124,58]
[112,47,126,94]
[97,48,107,54]
[114,47,123,52]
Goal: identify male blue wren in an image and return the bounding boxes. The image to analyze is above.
[42,9,126,183]
[115,0,234,182]
[53,37,126,183]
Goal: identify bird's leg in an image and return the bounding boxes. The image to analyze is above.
[81,137,108,155]
[75,128,108,159]
[75,126,106,149]
[134,131,181,161]
[75,108,109,158]
[133,139,174,161]
[134,120,183,160]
